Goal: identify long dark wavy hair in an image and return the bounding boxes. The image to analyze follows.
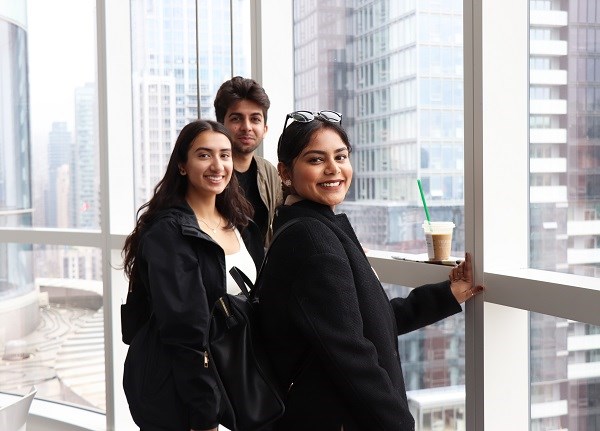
[122,119,253,283]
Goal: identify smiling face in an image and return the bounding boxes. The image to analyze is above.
[180,130,233,199]
[223,99,268,156]
[282,128,352,209]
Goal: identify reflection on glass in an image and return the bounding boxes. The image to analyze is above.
[385,284,466,431]
[0,244,104,411]
[0,0,103,410]
[291,1,465,257]
[0,9,31,230]
[130,0,251,210]
[529,0,600,277]
[531,312,600,430]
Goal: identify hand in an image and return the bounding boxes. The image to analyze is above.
[448,252,484,303]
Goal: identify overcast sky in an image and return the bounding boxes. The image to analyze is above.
[27,0,96,147]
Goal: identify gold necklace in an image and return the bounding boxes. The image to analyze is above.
[196,216,222,234]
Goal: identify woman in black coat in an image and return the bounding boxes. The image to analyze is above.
[259,111,484,431]
[121,120,264,431]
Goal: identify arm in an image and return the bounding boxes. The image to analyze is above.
[141,221,220,430]
[390,279,462,335]
[391,252,484,335]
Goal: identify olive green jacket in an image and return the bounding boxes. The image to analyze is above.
[255,155,283,246]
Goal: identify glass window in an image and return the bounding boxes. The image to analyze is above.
[0,0,103,412]
[26,0,99,230]
[130,0,252,209]
[531,313,600,430]
[290,3,466,426]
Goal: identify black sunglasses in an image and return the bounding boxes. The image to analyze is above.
[281,110,342,134]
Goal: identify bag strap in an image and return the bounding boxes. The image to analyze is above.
[230,217,306,300]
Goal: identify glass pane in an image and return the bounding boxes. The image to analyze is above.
[290,3,466,429]
[386,284,466,431]
[531,312,600,430]
[26,0,100,230]
[0,244,104,411]
[529,0,600,277]
[292,1,465,258]
[2,0,104,413]
[130,0,252,210]
[0,5,30,229]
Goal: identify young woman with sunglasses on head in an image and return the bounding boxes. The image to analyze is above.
[258,112,484,431]
[121,120,264,431]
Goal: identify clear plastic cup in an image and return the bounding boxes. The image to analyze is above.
[422,221,455,261]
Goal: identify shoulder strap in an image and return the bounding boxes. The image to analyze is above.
[229,217,305,300]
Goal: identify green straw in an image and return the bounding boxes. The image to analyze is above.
[417,179,432,230]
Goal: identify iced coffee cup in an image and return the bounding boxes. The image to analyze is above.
[422,221,455,261]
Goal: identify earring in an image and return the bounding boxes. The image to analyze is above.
[284,179,292,187]
[179,169,186,175]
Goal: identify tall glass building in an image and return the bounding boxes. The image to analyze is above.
[130,0,251,209]
[0,1,38,340]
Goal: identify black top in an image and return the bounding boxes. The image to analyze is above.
[236,158,269,240]
[259,200,462,431]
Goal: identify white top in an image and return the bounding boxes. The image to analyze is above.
[225,228,257,295]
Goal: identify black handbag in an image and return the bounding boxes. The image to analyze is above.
[121,280,151,345]
[207,219,302,431]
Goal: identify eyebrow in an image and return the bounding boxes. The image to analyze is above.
[193,146,231,153]
[301,147,348,157]
[227,111,264,118]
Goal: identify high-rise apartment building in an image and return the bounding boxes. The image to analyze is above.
[0,2,38,338]
[293,1,465,254]
[130,0,250,208]
[46,122,72,228]
[529,1,600,429]
[72,83,99,229]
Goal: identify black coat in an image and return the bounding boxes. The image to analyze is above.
[123,203,264,431]
[259,200,462,431]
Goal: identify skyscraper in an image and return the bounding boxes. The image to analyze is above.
[130,0,250,209]
[0,1,39,338]
[72,83,98,229]
[46,121,72,228]
[529,1,600,429]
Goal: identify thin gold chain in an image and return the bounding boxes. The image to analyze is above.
[196,216,222,234]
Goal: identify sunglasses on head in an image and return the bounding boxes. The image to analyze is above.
[281,110,342,134]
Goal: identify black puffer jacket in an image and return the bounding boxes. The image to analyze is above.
[259,200,462,431]
[123,202,263,431]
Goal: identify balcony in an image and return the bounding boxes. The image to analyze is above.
[529,157,567,173]
[530,69,567,85]
[530,99,567,115]
[529,10,568,28]
[530,128,567,144]
[530,185,567,203]
[530,40,568,56]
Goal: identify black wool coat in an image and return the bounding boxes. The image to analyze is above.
[258,200,462,431]
[123,202,264,431]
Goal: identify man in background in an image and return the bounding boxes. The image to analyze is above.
[214,76,283,246]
